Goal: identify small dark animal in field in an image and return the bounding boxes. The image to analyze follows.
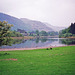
[50,47,52,50]
[4,53,7,55]
[4,53,10,55]
[46,48,49,50]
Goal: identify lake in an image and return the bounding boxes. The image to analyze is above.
[0,38,75,49]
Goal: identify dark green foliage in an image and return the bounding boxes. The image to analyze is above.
[69,23,75,34]
[12,39,23,44]
[60,39,75,45]
[29,31,59,36]
[0,21,23,46]
[0,38,23,46]
[0,21,13,38]
[0,38,13,46]
[9,31,23,37]
[59,23,75,38]
[40,31,48,36]
[0,21,13,46]
[48,31,59,36]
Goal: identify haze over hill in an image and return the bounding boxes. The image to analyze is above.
[20,18,53,32]
[0,12,65,32]
[44,23,66,32]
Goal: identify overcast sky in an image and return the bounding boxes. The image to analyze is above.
[0,0,75,27]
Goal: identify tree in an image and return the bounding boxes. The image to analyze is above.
[35,30,39,36]
[40,31,48,36]
[59,23,75,38]
[0,21,13,38]
[0,21,13,46]
[70,23,75,34]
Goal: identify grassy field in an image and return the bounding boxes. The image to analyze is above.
[0,46,75,75]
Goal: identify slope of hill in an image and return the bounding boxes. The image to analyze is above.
[44,23,66,32]
[0,13,53,32]
[0,12,65,32]
[20,18,53,32]
[0,13,31,31]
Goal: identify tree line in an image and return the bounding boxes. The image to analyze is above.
[59,23,75,38]
[29,30,59,36]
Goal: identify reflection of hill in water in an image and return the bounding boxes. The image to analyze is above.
[35,38,58,43]
[0,38,75,48]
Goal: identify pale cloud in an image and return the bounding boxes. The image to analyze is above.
[0,0,75,27]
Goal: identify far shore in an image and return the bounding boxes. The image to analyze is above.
[11,35,59,39]
[3,36,75,40]
[0,45,75,51]
[11,36,36,40]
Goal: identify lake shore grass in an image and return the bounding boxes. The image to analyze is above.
[0,46,75,75]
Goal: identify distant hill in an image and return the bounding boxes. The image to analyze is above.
[44,23,66,32]
[0,13,31,31]
[0,12,65,32]
[20,18,53,32]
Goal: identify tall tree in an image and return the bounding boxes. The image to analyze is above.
[0,21,13,46]
[70,23,75,34]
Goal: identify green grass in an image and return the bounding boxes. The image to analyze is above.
[0,46,75,75]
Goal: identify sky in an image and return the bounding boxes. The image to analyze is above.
[0,0,75,27]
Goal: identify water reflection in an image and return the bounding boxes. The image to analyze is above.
[59,39,75,45]
[0,38,75,49]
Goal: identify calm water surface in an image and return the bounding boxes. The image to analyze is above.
[0,38,75,49]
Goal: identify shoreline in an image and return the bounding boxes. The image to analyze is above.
[0,45,75,51]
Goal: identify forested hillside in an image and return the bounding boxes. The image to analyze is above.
[59,23,75,38]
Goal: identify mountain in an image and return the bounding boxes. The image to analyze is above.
[20,18,53,32]
[44,23,66,32]
[0,12,65,32]
[0,13,31,31]
[0,13,53,32]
